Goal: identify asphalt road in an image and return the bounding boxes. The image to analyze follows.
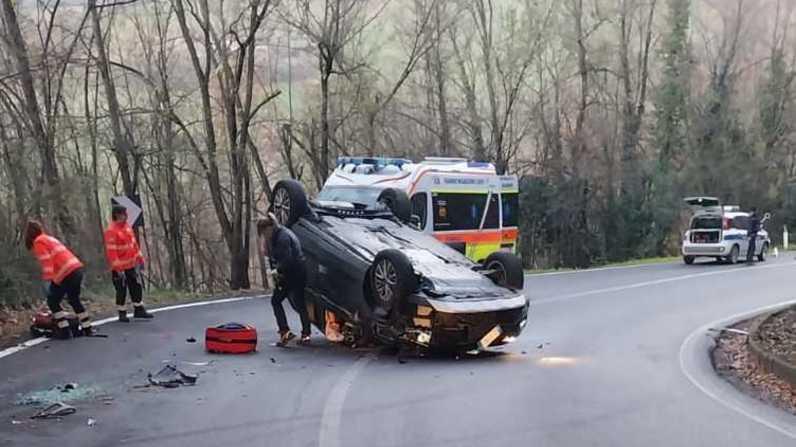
[3,256,796,446]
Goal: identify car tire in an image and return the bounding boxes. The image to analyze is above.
[728,245,740,264]
[270,179,309,227]
[683,256,695,265]
[484,252,525,290]
[758,243,768,262]
[377,188,412,223]
[370,249,417,316]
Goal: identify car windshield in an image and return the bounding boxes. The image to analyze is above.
[317,186,385,209]
[691,216,722,229]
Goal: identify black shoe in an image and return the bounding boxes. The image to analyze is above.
[277,331,296,347]
[82,326,93,337]
[133,306,154,319]
[118,310,130,323]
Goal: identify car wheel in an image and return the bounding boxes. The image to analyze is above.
[728,245,740,264]
[270,179,309,227]
[758,243,768,262]
[484,252,524,289]
[683,256,695,265]
[370,249,417,316]
[377,188,412,223]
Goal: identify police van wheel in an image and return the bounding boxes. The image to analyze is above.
[727,245,740,264]
[683,256,695,265]
[270,180,309,227]
[758,243,768,262]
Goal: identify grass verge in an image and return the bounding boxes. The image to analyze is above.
[525,256,680,274]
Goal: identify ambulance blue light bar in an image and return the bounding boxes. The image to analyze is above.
[336,156,412,169]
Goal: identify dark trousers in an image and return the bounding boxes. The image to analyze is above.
[112,268,143,306]
[271,266,311,336]
[747,234,758,262]
[47,269,86,315]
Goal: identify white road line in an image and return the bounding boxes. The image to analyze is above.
[0,295,262,360]
[533,262,794,305]
[679,300,796,439]
[318,352,378,447]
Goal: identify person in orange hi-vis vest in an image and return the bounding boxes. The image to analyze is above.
[24,220,92,339]
[104,205,153,322]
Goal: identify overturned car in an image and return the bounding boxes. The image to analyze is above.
[269,179,529,351]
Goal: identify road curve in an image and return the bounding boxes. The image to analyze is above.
[2,257,796,446]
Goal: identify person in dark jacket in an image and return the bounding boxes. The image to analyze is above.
[258,213,311,346]
[746,208,762,263]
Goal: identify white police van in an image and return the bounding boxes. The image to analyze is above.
[681,197,770,264]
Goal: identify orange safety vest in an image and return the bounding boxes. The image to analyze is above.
[104,221,144,272]
[32,234,84,285]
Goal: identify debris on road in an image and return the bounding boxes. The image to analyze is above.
[16,383,102,406]
[708,327,750,336]
[87,417,96,427]
[31,402,76,419]
[181,360,212,366]
[147,364,198,388]
[186,337,197,343]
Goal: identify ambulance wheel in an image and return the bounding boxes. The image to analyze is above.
[377,188,412,223]
[270,180,309,227]
[683,256,695,265]
[484,252,524,290]
[370,249,417,317]
[758,243,768,262]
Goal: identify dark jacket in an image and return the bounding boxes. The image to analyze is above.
[269,226,304,275]
[748,214,761,235]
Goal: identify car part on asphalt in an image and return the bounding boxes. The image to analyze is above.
[147,364,197,388]
[205,322,258,354]
[30,402,76,419]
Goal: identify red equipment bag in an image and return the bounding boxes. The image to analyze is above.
[205,323,257,354]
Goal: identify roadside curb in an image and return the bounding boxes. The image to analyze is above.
[0,294,264,361]
[748,307,796,389]
[679,299,796,439]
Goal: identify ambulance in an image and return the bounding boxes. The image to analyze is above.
[318,157,520,262]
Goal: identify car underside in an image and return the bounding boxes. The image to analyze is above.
[269,179,529,351]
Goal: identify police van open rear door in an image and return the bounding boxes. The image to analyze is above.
[684,197,723,244]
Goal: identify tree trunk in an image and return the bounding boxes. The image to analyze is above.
[89,0,135,196]
[0,0,72,234]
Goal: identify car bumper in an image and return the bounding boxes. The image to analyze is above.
[407,296,529,350]
[682,242,731,256]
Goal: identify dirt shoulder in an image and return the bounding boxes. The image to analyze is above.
[0,288,265,350]
[712,313,796,415]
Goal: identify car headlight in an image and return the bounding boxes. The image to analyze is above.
[519,318,528,329]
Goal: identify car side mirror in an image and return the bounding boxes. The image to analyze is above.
[410,214,422,230]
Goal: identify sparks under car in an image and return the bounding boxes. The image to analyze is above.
[268,179,529,351]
